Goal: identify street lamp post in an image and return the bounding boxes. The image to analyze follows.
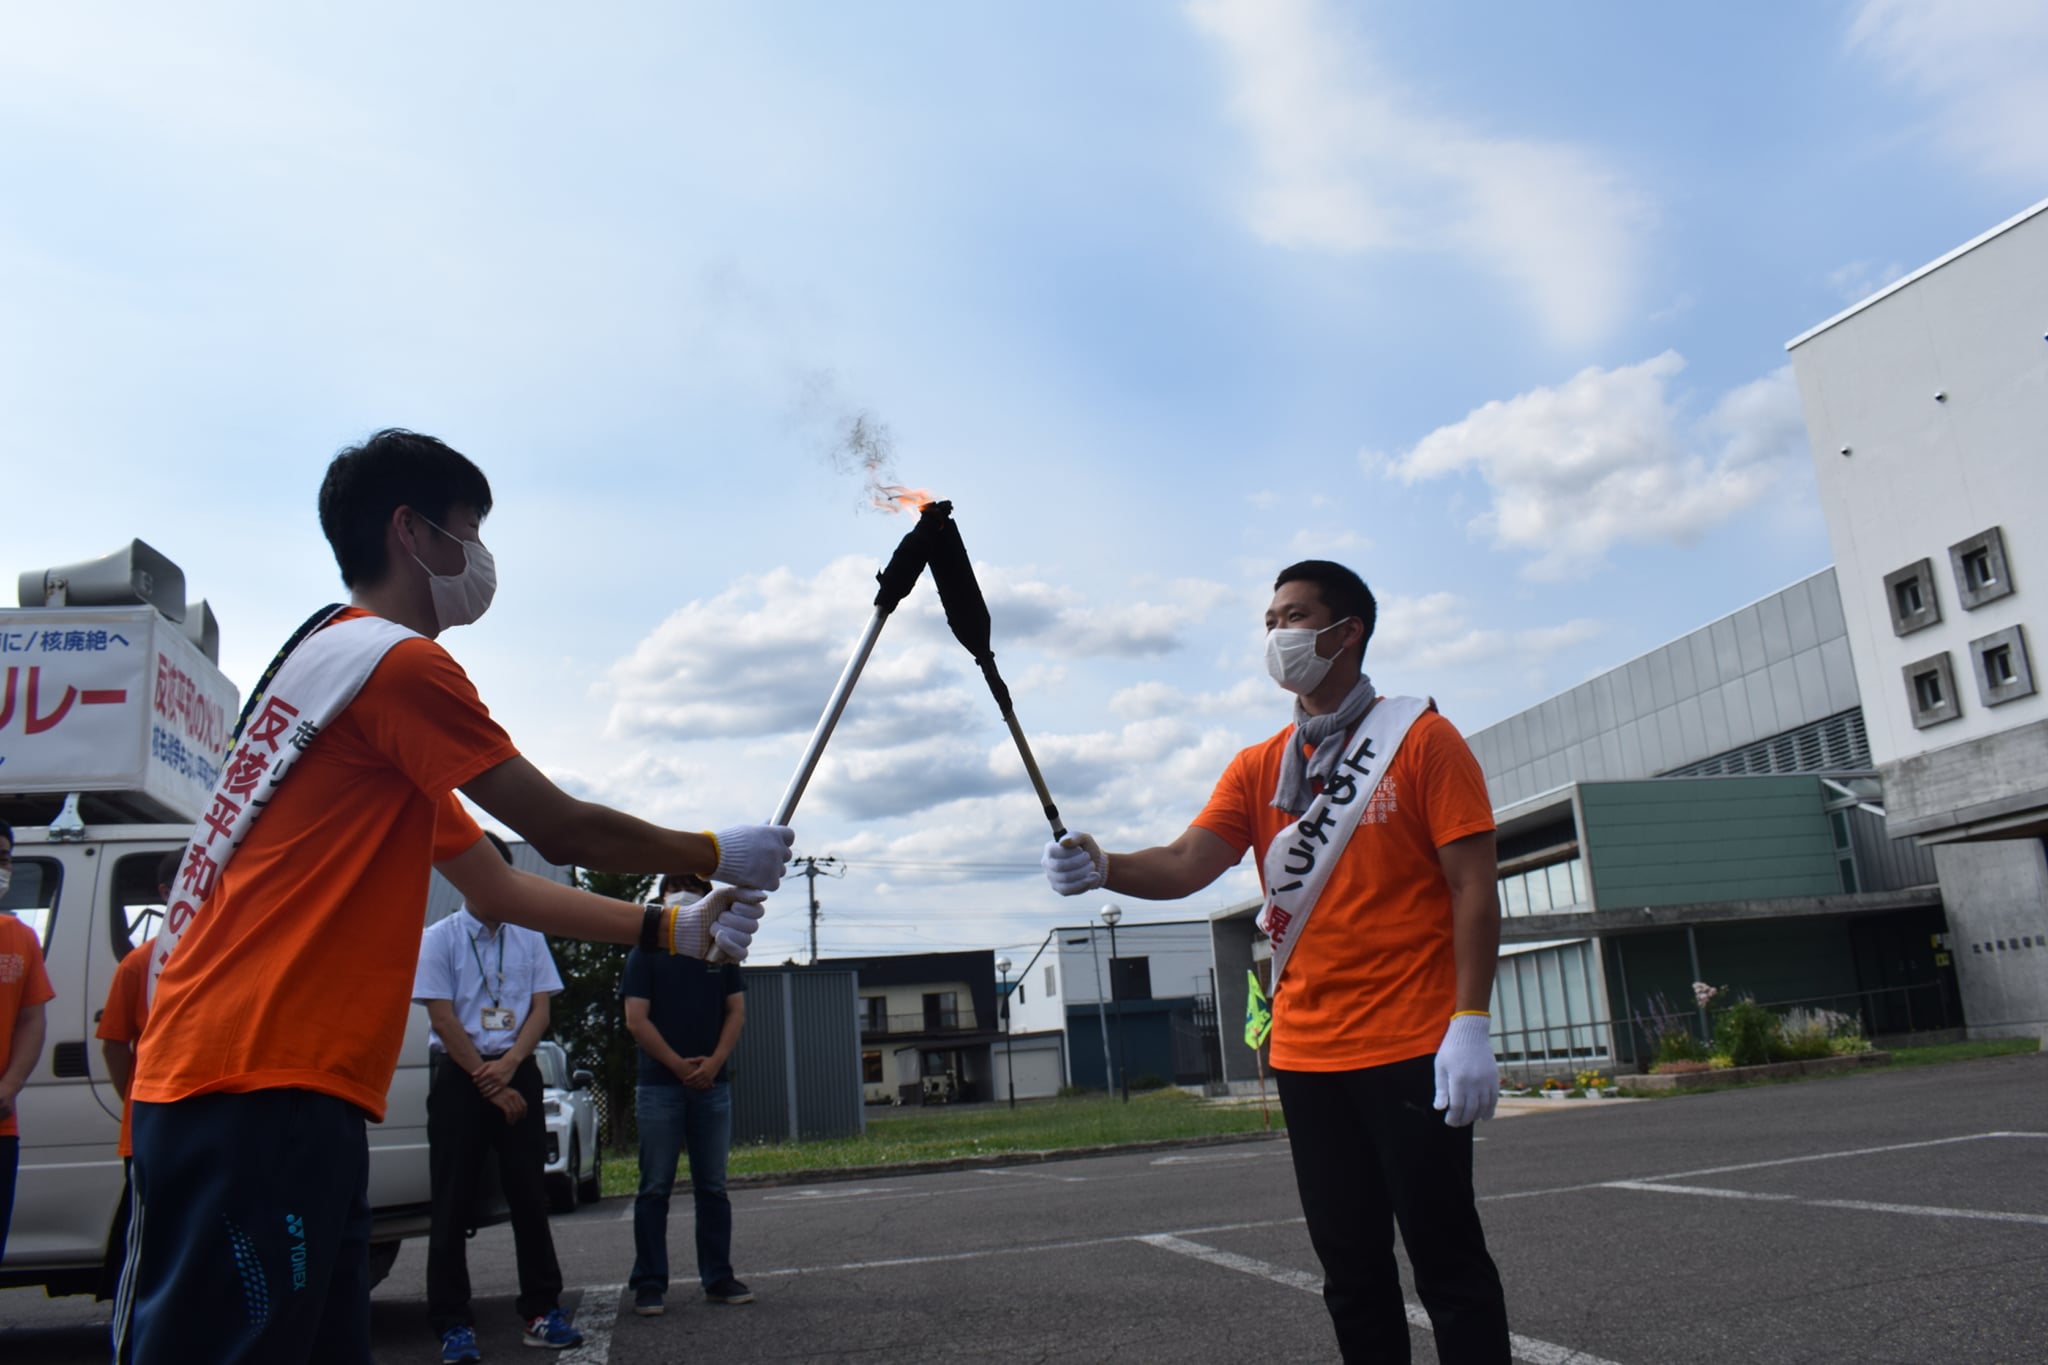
[996,956,1016,1110]
[1102,904,1129,1103]
[1074,931,1115,1099]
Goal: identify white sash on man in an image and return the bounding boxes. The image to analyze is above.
[1257,695,1431,991]
[148,614,418,1004]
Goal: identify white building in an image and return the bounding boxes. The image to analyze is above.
[1788,196,2048,1038]
[1007,917,1221,1091]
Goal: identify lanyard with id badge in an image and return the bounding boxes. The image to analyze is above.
[470,928,517,1033]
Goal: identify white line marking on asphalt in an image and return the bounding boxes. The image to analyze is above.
[1804,1199,2048,1227]
[1640,1131,2045,1183]
[1601,1181,1795,1202]
[1152,1149,1284,1166]
[763,1187,892,1201]
[573,1283,624,1363]
[1137,1234,1626,1365]
[984,1167,1088,1182]
[749,1215,1309,1279]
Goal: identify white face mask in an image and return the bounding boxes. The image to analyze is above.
[408,513,497,631]
[1265,617,1354,695]
[0,867,11,899]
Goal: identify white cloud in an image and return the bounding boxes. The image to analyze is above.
[1384,353,1809,579]
[1369,593,1602,677]
[1849,0,2048,183]
[1185,0,1651,346]
[1826,259,1906,305]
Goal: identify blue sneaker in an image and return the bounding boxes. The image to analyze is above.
[440,1324,480,1363]
[523,1309,584,1350]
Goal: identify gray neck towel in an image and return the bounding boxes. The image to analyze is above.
[1272,675,1376,815]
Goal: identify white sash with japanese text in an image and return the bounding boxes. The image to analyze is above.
[147,614,418,1003]
[1258,694,1431,992]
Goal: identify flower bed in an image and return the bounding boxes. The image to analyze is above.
[1620,1051,1891,1092]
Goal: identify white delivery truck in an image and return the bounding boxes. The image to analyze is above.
[0,543,437,1297]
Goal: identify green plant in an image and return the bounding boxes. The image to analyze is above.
[1574,1070,1610,1091]
[1779,1006,1870,1060]
[1711,997,1783,1067]
[1638,991,1708,1064]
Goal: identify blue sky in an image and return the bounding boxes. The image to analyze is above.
[5,1,2044,963]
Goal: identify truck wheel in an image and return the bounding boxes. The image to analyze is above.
[550,1138,580,1214]
[578,1140,602,1205]
[367,1241,401,1289]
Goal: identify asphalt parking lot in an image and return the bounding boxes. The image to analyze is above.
[6,1050,2046,1363]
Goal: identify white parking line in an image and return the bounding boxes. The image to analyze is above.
[1151,1149,1285,1166]
[1802,1199,2048,1227]
[1137,1234,1626,1365]
[984,1166,1088,1183]
[1640,1131,2047,1183]
[573,1283,625,1363]
[1602,1181,1795,1202]
[749,1215,1308,1279]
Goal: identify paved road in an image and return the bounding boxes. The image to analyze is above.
[7,1052,2047,1362]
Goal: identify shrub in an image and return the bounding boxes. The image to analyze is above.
[1130,1074,1170,1092]
[1712,997,1783,1067]
[1779,1006,1870,1061]
[1575,1070,1611,1091]
[1637,991,1708,1064]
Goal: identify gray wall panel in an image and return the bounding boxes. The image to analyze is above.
[1710,618,1742,685]
[1735,608,1767,675]
[1649,649,1676,711]
[1759,593,1793,661]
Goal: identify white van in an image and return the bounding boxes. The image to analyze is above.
[0,810,436,1297]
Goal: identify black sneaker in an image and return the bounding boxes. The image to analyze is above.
[703,1277,754,1304]
[633,1288,664,1317]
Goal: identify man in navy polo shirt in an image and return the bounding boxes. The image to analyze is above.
[622,873,750,1318]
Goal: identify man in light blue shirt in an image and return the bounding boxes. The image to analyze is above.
[412,832,577,1361]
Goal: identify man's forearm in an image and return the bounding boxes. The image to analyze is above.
[1449,886,1501,1014]
[709,1006,744,1068]
[426,1004,488,1073]
[626,1015,692,1077]
[1104,848,1210,901]
[1,1009,46,1095]
[507,994,550,1066]
[103,1039,135,1101]
[482,871,647,945]
[526,797,718,879]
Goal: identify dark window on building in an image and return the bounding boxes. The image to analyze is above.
[1110,956,1152,1002]
[1949,527,2014,610]
[862,1051,883,1084]
[1883,559,1940,636]
[923,991,960,1031]
[1045,965,1057,997]
[1970,626,2036,708]
[1903,652,1960,730]
[860,996,888,1032]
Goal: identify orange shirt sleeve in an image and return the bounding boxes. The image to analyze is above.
[1411,713,1495,848]
[1191,744,1263,857]
[95,938,153,1041]
[344,637,519,799]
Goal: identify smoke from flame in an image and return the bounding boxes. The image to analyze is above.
[794,373,936,512]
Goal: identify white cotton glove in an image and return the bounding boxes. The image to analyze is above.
[711,824,796,891]
[1432,1014,1499,1127]
[1042,832,1108,897]
[667,886,768,962]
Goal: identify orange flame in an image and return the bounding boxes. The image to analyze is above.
[873,484,936,513]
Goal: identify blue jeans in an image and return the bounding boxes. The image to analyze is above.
[630,1082,732,1294]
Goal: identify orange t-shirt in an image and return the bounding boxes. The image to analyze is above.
[1,912,57,1138]
[133,613,518,1121]
[1193,707,1494,1073]
[96,935,155,1157]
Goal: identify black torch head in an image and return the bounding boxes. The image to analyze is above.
[872,500,949,615]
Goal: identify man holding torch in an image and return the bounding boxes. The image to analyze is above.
[1042,560,1510,1364]
[117,429,793,1365]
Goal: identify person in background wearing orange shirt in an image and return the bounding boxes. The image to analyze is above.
[93,848,179,1297]
[118,430,791,1365]
[1,818,58,1265]
[1041,561,1510,1365]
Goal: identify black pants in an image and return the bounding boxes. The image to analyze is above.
[426,1053,562,1332]
[119,1090,373,1365]
[1276,1056,1510,1364]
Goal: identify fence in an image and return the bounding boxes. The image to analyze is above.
[1495,978,1962,1079]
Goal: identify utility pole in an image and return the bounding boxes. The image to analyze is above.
[794,855,842,964]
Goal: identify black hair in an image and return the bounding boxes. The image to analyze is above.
[317,428,493,588]
[156,848,183,892]
[661,872,712,899]
[0,818,12,848]
[1274,560,1377,652]
[483,830,517,866]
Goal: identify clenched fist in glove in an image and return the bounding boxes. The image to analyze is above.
[662,886,769,962]
[710,824,796,891]
[1042,832,1108,897]
[1432,1013,1499,1127]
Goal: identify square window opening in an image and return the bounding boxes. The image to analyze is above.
[1913,670,1945,711]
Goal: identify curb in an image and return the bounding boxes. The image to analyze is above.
[709,1128,1292,1193]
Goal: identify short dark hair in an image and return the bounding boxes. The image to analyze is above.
[1274,560,1377,652]
[156,848,183,892]
[661,872,713,899]
[317,428,493,588]
[0,818,12,848]
[483,830,517,866]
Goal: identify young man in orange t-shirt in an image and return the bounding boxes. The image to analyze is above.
[118,430,795,1365]
[1042,561,1510,1364]
[2,818,58,1267]
[93,848,179,1297]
